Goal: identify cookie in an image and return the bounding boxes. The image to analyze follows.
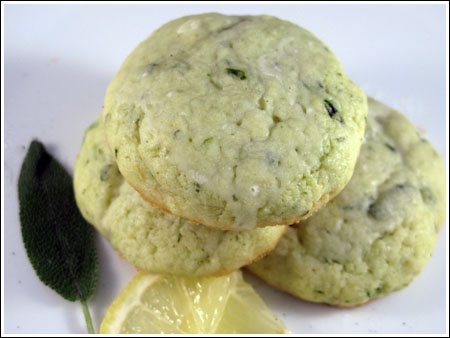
[74,119,287,276]
[102,13,367,230]
[247,98,445,306]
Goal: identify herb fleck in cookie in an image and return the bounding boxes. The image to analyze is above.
[74,119,286,276]
[102,13,367,230]
[247,98,446,306]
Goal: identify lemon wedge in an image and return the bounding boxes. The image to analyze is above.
[100,270,288,334]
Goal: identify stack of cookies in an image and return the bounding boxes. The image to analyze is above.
[74,13,445,307]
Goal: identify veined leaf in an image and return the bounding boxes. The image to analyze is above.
[18,140,99,302]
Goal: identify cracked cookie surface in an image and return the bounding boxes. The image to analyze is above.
[102,13,367,230]
[74,119,286,276]
[247,98,446,306]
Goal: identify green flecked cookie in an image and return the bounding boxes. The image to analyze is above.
[74,119,287,276]
[102,13,367,230]
[247,98,446,306]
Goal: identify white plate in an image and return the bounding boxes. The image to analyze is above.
[3,4,447,334]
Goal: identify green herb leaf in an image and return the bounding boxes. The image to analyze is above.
[367,201,383,220]
[420,186,434,204]
[18,141,99,333]
[146,63,158,73]
[194,182,201,193]
[203,137,214,145]
[385,143,397,152]
[226,68,247,80]
[324,99,343,123]
[100,164,113,181]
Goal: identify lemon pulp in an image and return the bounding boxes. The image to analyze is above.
[100,270,288,334]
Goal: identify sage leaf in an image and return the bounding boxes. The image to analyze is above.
[324,99,343,123]
[18,140,99,333]
[226,68,247,80]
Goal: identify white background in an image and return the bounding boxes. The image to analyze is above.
[3,3,447,334]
